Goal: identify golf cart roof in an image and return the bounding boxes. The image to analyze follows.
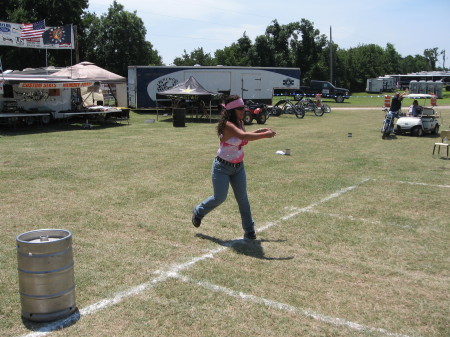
[404,94,434,99]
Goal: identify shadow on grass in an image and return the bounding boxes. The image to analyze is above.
[196,233,294,261]
[21,308,80,332]
[381,134,398,140]
[0,119,127,136]
[157,117,219,124]
[133,109,220,124]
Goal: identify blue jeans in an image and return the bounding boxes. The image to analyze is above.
[194,158,254,233]
[388,110,401,118]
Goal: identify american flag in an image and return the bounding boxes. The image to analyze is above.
[21,20,46,40]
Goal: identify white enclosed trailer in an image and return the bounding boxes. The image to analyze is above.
[127,66,301,108]
[366,77,396,93]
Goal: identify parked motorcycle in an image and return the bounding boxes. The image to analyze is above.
[381,108,401,139]
[268,99,305,118]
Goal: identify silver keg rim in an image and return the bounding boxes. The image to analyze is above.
[16,229,72,244]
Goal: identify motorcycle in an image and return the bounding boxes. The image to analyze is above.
[381,108,401,139]
[269,99,305,119]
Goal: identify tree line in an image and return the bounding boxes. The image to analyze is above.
[0,0,445,91]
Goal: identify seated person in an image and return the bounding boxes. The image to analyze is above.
[407,100,422,117]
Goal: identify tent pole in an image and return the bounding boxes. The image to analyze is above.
[107,83,118,106]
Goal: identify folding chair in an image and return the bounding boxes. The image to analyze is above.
[432,130,450,159]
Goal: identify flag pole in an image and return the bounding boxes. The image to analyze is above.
[73,25,79,64]
[0,57,5,82]
[43,20,48,73]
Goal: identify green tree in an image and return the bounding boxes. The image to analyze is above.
[401,54,430,73]
[0,0,17,21]
[82,1,162,76]
[249,34,275,67]
[173,47,215,66]
[383,43,402,74]
[78,12,101,65]
[333,47,352,89]
[265,20,300,67]
[214,33,252,66]
[214,44,243,66]
[290,19,328,84]
[334,44,381,91]
[423,47,440,70]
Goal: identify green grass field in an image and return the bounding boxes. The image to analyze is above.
[0,106,449,337]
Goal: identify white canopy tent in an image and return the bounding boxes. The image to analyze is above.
[51,61,127,107]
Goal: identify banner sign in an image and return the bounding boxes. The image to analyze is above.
[0,21,74,49]
[18,82,94,89]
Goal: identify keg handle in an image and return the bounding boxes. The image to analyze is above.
[40,235,49,242]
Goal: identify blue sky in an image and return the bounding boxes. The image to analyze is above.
[88,0,450,68]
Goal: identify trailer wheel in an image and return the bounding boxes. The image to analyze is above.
[41,114,52,125]
[24,116,34,126]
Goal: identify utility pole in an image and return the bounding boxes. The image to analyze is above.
[329,26,333,84]
[442,49,446,70]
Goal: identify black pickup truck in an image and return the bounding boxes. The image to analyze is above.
[299,80,351,103]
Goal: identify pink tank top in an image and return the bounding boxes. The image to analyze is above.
[217,136,248,163]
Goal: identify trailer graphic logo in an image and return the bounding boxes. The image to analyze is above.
[157,77,179,92]
[283,78,294,86]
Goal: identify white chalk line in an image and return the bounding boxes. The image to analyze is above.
[396,180,450,188]
[379,179,450,189]
[303,209,414,230]
[17,179,375,337]
[259,178,371,227]
[173,273,414,337]
[17,249,226,337]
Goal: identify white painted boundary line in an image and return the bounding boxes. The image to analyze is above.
[174,274,414,337]
[304,209,414,229]
[18,247,227,337]
[394,180,450,188]
[17,178,394,337]
[256,178,371,234]
[377,179,450,189]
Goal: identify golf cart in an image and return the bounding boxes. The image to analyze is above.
[394,94,440,136]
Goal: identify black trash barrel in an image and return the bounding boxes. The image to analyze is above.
[172,108,186,127]
[16,229,76,322]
